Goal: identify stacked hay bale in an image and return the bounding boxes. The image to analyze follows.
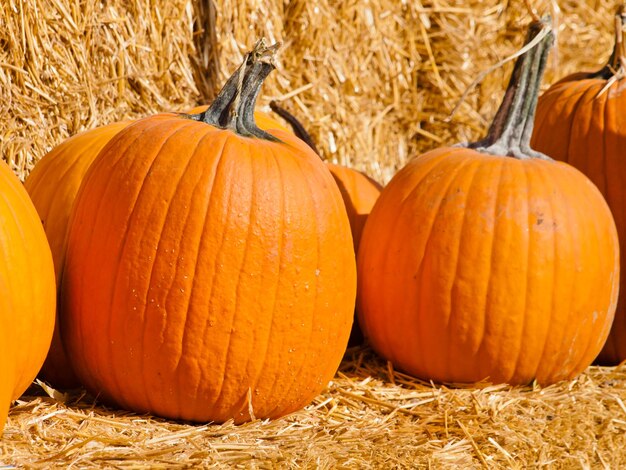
[0,1,201,177]
[0,0,616,182]
[211,0,615,182]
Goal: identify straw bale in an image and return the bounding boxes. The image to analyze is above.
[0,0,201,178]
[3,346,626,467]
[0,1,618,184]
[210,0,616,183]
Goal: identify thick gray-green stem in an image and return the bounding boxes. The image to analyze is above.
[186,39,281,141]
[462,17,554,160]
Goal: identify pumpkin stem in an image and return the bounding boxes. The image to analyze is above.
[269,101,321,156]
[464,17,554,160]
[594,5,626,80]
[186,39,281,141]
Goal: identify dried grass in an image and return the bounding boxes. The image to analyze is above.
[3,347,626,468]
[212,0,616,182]
[1,1,617,183]
[0,0,201,177]
[2,0,626,467]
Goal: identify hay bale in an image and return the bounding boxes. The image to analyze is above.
[0,0,201,178]
[1,1,617,184]
[211,0,615,183]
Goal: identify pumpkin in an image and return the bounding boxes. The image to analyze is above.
[61,41,356,423]
[531,7,626,365]
[25,109,287,389]
[25,121,131,388]
[0,161,55,431]
[268,101,382,345]
[357,19,619,385]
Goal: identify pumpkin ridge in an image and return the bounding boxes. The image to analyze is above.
[459,159,506,382]
[507,162,532,383]
[209,139,258,419]
[176,132,231,421]
[269,148,326,418]
[558,166,616,377]
[172,133,231,418]
[541,164,593,381]
[382,150,472,377]
[136,123,213,417]
[566,173,612,377]
[155,129,226,419]
[528,161,559,381]
[238,143,286,417]
[409,153,477,379]
[541,165,576,381]
[188,136,242,416]
[445,159,484,381]
[359,151,442,371]
[108,120,199,413]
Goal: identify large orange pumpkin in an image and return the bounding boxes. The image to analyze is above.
[531,7,626,365]
[61,41,356,422]
[25,110,287,390]
[357,19,619,385]
[0,161,56,431]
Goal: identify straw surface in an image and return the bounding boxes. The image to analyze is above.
[3,347,626,468]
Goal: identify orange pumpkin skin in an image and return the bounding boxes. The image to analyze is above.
[25,121,131,388]
[326,163,381,345]
[531,77,626,364]
[61,113,356,423]
[357,147,619,385]
[0,161,56,431]
[326,163,382,254]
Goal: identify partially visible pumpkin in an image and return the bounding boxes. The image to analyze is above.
[61,41,356,423]
[357,19,619,385]
[0,161,55,432]
[531,7,626,365]
[25,121,131,388]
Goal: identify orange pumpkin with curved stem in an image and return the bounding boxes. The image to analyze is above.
[0,161,55,432]
[531,7,626,365]
[358,19,619,385]
[25,108,287,389]
[61,41,356,422]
